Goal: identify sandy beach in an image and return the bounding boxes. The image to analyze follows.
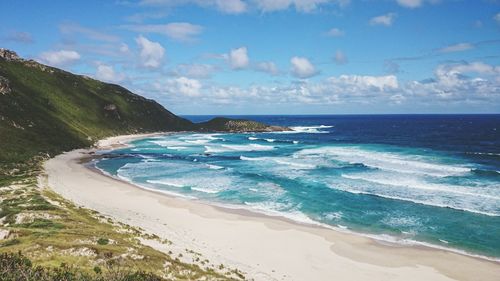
[43,134,500,281]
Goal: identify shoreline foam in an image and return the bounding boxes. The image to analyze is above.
[90,159,500,263]
[44,133,500,281]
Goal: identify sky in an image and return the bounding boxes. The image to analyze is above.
[1,0,500,115]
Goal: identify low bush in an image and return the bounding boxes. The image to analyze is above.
[0,252,165,281]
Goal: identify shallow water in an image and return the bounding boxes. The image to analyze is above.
[95,115,500,259]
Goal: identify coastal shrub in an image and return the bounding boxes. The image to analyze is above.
[0,239,20,248]
[97,238,109,245]
[18,218,64,230]
[0,252,165,281]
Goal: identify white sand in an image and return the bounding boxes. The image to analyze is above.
[43,134,500,281]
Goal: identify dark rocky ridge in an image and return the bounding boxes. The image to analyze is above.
[196,117,288,132]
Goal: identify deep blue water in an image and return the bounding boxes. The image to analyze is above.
[95,115,500,259]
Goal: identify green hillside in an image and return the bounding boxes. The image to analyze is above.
[0,49,253,280]
[0,49,286,170]
[0,49,194,165]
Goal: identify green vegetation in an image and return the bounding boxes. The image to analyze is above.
[0,49,285,171]
[0,252,165,281]
[0,163,245,280]
[97,238,110,245]
[196,117,287,132]
[0,50,249,280]
[0,50,193,168]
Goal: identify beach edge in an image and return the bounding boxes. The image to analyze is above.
[43,133,500,281]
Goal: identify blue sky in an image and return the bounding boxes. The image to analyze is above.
[1,0,500,114]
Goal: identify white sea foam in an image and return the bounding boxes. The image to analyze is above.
[248,137,258,141]
[93,163,114,178]
[191,187,222,194]
[466,151,500,156]
[102,132,500,262]
[240,155,316,169]
[341,173,500,200]
[273,159,316,169]
[217,200,500,262]
[222,144,274,151]
[150,140,188,147]
[239,156,262,161]
[147,173,230,194]
[207,164,224,170]
[205,144,274,153]
[328,182,500,217]
[147,179,185,188]
[381,215,422,228]
[166,146,188,150]
[286,125,333,134]
[183,133,223,141]
[243,201,319,225]
[185,139,211,144]
[324,211,343,220]
[297,146,472,177]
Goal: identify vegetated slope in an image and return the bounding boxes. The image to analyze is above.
[0,49,247,280]
[196,117,287,132]
[0,48,288,169]
[0,49,194,165]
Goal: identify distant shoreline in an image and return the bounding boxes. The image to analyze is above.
[44,133,500,281]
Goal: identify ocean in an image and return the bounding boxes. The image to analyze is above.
[94,115,500,260]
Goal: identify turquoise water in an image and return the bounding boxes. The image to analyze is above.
[95,115,500,260]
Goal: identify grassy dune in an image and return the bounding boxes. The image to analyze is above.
[0,162,245,280]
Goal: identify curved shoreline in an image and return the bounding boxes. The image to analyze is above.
[92,158,500,264]
[44,134,500,281]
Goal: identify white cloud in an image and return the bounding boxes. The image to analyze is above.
[123,22,203,42]
[139,0,247,14]
[396,0,422,8]
[256,61,279,75]
[156,74,397,106]
[439,43,474,53]
[328,75,399,91]
[370,13,396,26]
[325,28,344,37]
[290,56,317,78]
[175,63,216,78]
[334,50,347,65]
[396,0,441,9]
[126,12,167,23]
[95,64,126,83]
[140,0,347,13]
[119,43,130,53]
[156,76,202,97]
[407,62,500,101]
[494,12,500,24]
[436,62,500,79]
[5,31,33,43]
[228,47,249,69]
[145,62,500,108]
[254,0,348,13]
[39,50,81,66]
[59,23,119,42]
[135,35,165,68]
[214,0,247,13]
